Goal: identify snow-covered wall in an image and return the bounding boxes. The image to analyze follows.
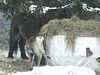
[0,12,11,50]
[46,35,100,70]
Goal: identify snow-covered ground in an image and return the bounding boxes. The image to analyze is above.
[0,49,97,75]
[10,65,96,75]
[11,36,100,75]
[0,36,100,75]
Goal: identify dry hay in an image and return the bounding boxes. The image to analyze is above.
[39,16,100,51]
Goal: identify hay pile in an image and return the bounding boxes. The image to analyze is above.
[39,16,100,50]
[39,16,100,37]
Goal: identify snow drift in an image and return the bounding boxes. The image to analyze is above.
[10,65,96,75]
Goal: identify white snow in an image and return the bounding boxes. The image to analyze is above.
[10,65,96,75]
[8,35,100,75]
[44,35,100,72]
[82,3,100,11]
[29,5,37,13]
[74,37,100,58]
[29,3,100,13]
[0,49,27,58]
[42,6,58,13]
[29,5,58,13]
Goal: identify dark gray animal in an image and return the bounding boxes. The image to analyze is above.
[8,12,41,59]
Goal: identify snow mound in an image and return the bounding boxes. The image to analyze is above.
[10,65,96,75]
